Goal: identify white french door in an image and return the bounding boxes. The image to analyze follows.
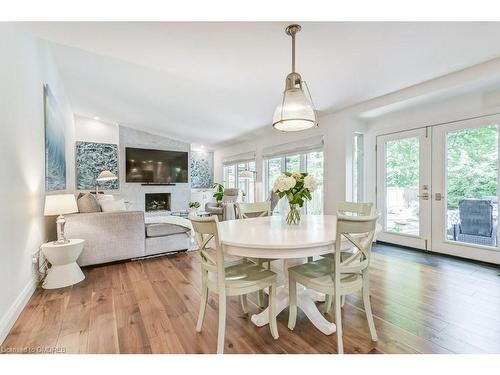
[376,128,432,250]
[431,116,500,264]
[376,116,500,264]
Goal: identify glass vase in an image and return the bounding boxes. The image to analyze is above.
[286,203,301,225]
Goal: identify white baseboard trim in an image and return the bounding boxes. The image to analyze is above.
[0,278,37,345]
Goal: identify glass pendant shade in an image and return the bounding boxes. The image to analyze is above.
[273,87,317,131]
[272,24,317,132]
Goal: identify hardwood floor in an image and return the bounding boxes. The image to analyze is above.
[2,244,500,354]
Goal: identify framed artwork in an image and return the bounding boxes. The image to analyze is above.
[75,141,119,190]
[190,150,213,188]
[44,84,67,191]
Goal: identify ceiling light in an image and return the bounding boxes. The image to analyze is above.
[273,24,318,132]
[93,116,100,120]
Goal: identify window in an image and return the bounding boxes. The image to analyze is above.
[353,133,364,202]
[306,151,324,215]
[223,164,236,188]
[222,160,255,202]
[264,150,324,214]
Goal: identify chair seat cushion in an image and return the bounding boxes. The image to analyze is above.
[207,260,276,288]
[289,258,361,290]
[146,223,190,237]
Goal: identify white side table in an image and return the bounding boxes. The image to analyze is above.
[41,239,85,289]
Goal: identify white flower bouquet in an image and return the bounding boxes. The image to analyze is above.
[272,172,318,224]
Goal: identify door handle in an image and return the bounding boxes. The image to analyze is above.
[435,193,442,201]
[417,193,429,200]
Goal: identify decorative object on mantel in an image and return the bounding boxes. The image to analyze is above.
[44,194,79,244]
[95,170,118,196]
[75,141,119,190]
[190,150,214,188]
[272,24,318,132]
[44,84,67,191]
[188,201,201,218]
[272,172,317,225]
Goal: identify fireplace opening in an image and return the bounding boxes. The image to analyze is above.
[145,193,171,212]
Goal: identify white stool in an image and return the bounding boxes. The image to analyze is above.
[41,239,85,289]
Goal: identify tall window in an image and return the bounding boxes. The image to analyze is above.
[264,150,324,214]
[353,133,364,202]
[222,160,256,202]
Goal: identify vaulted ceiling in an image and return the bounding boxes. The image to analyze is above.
[23,22,500,146]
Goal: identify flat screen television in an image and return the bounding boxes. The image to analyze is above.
[125,147,189,183]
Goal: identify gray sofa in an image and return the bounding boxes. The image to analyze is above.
[65,211,191,266]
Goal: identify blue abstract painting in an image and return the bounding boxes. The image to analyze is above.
[75,142,119,190]
[44,84,67,191]
[190,151,213,188]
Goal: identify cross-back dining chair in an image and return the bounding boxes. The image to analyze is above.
[236,201,271,219]
[322,201,375,311]
[190,215,279,354]
[235,201,275,307]
[287,213,379,354]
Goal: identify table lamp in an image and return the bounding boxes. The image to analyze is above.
[95,170,118,196]
[44,194,78,244]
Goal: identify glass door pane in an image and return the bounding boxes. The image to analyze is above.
[377,127,431,250]
[445,124,498,247]
[385,137,420,235]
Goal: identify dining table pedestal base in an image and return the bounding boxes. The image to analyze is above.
[250,259,337,336]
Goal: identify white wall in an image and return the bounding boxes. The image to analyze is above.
[74,114,119,144]
[0,25,75,343]
[214,113,366,214]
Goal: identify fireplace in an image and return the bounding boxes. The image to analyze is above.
[145,193,171,212]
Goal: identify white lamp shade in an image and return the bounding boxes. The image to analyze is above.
[239,170,255,179]
[273,88,317,131]
[96,170,118,182]
[44,194,78,216]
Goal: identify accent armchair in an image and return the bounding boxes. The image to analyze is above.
[204,188,240,221]
[453,198,497,246]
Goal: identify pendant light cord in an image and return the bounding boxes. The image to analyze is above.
[291,31,295,73]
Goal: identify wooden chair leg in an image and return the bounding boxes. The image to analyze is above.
[288,276,297,330]
[196,271,208,332]
[363,283,378,342]
[240,294,248,314]
[324,294,332,313]
[269,283,279,339]
[335,294,344,354]
[217,292,226,354]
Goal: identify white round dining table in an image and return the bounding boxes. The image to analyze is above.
[218,214,346,335]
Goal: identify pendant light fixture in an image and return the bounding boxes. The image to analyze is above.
[272,24,318,132]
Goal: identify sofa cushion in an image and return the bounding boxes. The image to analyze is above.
[146,223,190,238]
[100,198,126,212]
[77,193,101,213]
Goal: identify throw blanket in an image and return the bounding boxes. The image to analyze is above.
[144,215,193,232]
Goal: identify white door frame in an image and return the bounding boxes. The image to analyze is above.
[431,116,500,264]
[376,128,432,250]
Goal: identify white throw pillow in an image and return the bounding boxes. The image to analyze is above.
[100,198,127,212]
